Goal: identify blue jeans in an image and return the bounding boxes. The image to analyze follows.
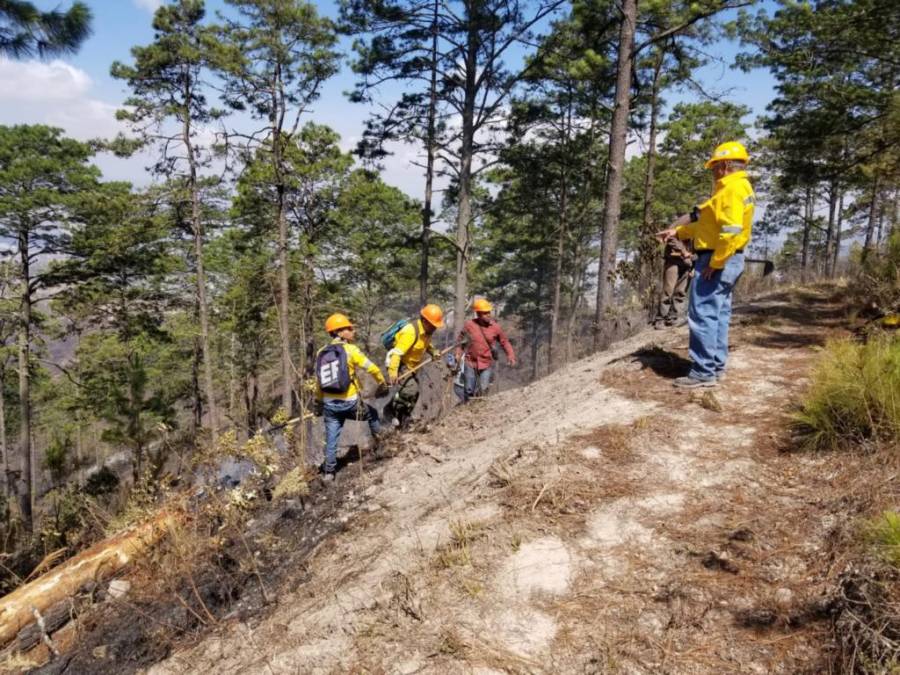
[463,364,493,401]
[323,398,380,474]
[687,251,744,380]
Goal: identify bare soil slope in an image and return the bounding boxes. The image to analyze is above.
[149,287,853,674]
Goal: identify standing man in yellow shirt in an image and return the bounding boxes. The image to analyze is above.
[384,304,445,425]
[656,141,755,388]
[315,313,389,482]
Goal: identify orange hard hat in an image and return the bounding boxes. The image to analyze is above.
[420,304,445,328]
[472,298,493,313]
[324,313,353,333]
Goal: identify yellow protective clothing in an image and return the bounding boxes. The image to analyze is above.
[316,338,385,401]
[386,319,439,379]
[676,170,755,269]
[704,141,749,168]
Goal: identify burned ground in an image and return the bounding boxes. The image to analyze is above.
[19,286,891,674]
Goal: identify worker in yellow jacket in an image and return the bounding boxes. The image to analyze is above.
[385,304,445,425]
[315,313,389,482]
[656,141,755,388]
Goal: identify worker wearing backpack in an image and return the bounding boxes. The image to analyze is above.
[315,313,389,482]
[382,304,445,425]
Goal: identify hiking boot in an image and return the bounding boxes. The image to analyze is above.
[322,472,336,484]
[673,375,717,389]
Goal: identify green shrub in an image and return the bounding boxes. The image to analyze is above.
[793,335,900,451]
[867,511,900,568]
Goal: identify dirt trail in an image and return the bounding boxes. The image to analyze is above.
[149,287,852,674]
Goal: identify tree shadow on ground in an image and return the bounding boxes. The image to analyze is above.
[619,346,693,380]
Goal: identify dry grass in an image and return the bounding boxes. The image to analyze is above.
[792,335,900,452]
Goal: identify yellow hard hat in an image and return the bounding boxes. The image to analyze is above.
[324,313,353,333]
[420,304,445,328]
[704,141,750,169]
[472,298,493,313]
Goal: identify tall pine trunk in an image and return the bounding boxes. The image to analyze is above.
[824,180,837,277]
[833,188,844,275]
[549,90,572,369]
[862,175,879,264]
[420,0,439,306]
[638,47,664,303]
[17,233,32,531]
[0,365,7,498]
[181,65,218,441]
[801,187,812,281]
[593,0,637,350]
[453,20,479,335]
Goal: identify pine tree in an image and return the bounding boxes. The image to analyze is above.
[111,0,224,441]
[0,0,91,59]
[217,0,339,415]
[0,125,99,530]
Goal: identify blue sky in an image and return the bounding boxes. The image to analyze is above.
[0,0,780,197]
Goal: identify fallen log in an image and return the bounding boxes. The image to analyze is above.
[0,511,177,650]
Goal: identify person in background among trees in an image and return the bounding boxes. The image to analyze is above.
[655,141,755,388]
[453,298,516,402]
[314,313,389,482]
[653,235,695,329]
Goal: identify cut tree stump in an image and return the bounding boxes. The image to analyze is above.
[0,511,177,649]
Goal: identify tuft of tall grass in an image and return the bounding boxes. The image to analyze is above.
[866,511,900,568]
[793,335,900,451]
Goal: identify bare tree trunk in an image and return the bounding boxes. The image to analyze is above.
[638,46,664,302]
[191,336,203,432]
[801,187,812,281]
[592,0,636,350]
[182,76,218,442]
[862,175,879,264]
[420,0,439,306]
[16,235,32,532]
[824,180,837,278]
[833,188,844,275]
[549,90,572,370]
[453,21,479,337]
[275,154,293,414]
[0,366,7,498]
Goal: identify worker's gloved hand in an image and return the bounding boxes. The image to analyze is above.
[313,399,324,417]
[508,357,517,367]
[375,383,390,398]
[445,353,458,371]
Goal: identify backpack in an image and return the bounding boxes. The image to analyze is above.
[380,318,419,351]
[316,344,351,394]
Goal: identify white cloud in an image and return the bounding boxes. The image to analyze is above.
[134,0,163,12]
[0,58,91,101]
[0,58,149,185]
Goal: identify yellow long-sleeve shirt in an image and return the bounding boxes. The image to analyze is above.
[386,319,439,380]
[316,338,385,401]
[676,170,755,269]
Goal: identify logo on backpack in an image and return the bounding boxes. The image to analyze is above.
[380,318,419,351]
[316,344,351,394]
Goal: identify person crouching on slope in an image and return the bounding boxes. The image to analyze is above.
[385,304,445,425]
[454,298,516,402]
[655,140,755,388]
[314,313,389,483]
